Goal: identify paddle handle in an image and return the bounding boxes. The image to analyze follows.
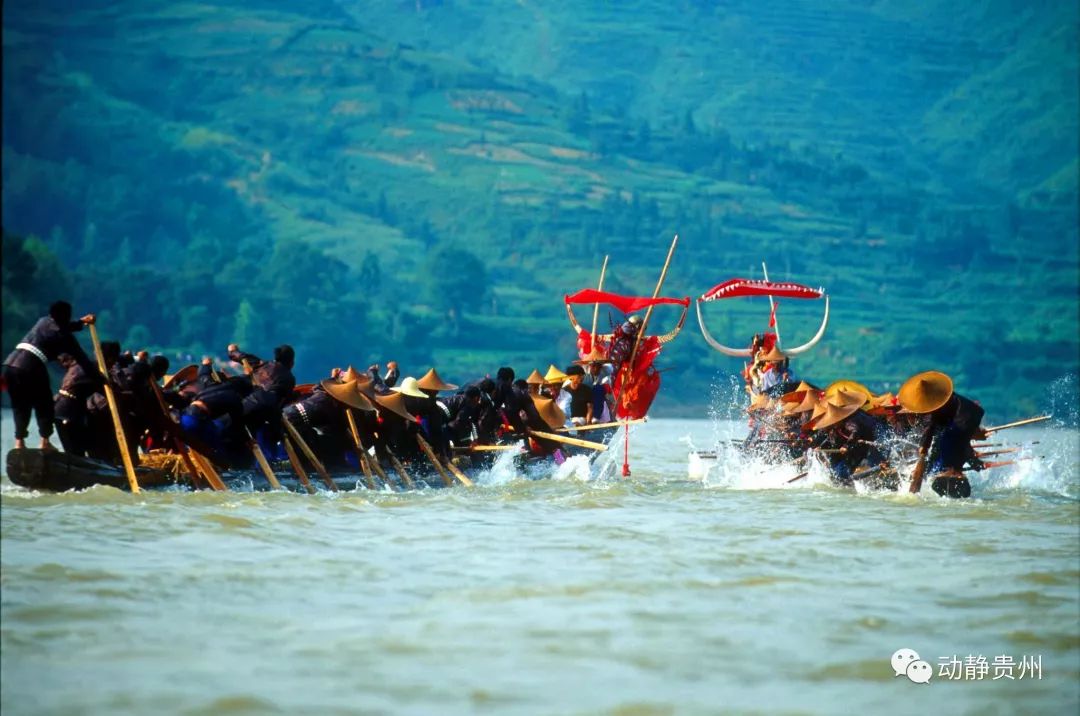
[87,323,140,493]
[282,418,337,491]
[282,435,316,494]
[557,418,645,433]
[247,428,282,490]
[416,434,453,487]
[984,415,1052,434]
[385,448,415,489]
[188,449,228,492]
[528,428,607,451]
[344,409,377,490]
[627,235,678,371]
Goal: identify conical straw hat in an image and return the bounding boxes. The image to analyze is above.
[416,368,458,392]
[825,380,874,405]
[758,345,787,362]
[321,379,376,412]
[828,387,869,409]
[812,400,864,431]
[163,364,198,391]
[391,376,427,398]
[780,381,814,403]
[783,389,821,415]
[574,346,612,365]
[544,364,568,384]
[747,393,774,414]
[531,394,567,429]
[866,392,900,415]
[340,365,367,384]
[525,369,546,385]
[898,371,954,414]
[374,392,417,422]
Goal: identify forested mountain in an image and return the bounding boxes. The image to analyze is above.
[3,0,1076,415]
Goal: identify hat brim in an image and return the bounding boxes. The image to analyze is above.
[374,393,417,422]
[321,379,377,412]
[813,402,863,431]
[391,380,428,399]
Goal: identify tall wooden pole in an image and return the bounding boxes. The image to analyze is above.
[87,322,140,493]
[591,255,609,344]
[626,235,679,375]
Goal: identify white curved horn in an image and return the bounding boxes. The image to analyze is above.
[696,300,752,357]
[783,295,830,356]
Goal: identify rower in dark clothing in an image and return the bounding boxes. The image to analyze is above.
[227,343,296,458]
[283,378,353,469]
[3,302,102,450]
[561,365,593,426]
[812,397,886,486]
[181,375,254,459]
[53,353,102,456]
[85,341,123,462]
[898,371,985,498]
[443,386,482,446]
[413,369,459,460]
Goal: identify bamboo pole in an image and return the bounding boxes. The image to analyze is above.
[282,435,316,494]
[453,444,520,452]
[626,235,679,373]
[591,255,609,343]
[282,418,338,491]
[344,409,378,490]
[416,434,453,487]
[557,418,646,433]
[87,322,140,493]
[148,378,206,489]
[443,456,475,488]
[984,415,1052,434]
[527,429,607,452]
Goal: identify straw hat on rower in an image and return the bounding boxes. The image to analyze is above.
[808,388,865,424]
[782,388,822,415]
[374,392,417,422]
[391,377,428,398]
[321,378,377,412]
[865,392,900,416]
[544,364,568,384]
[416,368,458,392]
[532,394,567,430]
[574,346,612,365]
[824,380,874,405]
[340,365,366,384]
[163,364,198,391]
[525,369,546,386]
[780,381,815,403]
[747,392,775,414]
[758,345,787,363]
[898,371,954,414]
[812,398,865,431]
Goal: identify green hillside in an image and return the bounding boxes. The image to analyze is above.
[2,0,1077,418]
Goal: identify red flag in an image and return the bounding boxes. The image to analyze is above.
[768,301,778,328]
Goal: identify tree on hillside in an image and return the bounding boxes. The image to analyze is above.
[423,246,488,320]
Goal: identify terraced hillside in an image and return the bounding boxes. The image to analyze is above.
[2,0,1076,416]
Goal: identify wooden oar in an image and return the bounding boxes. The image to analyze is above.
[344,409,378,491]
[908,426,933,493]
[591,254,609,343]
[188,448,228,492]
[443,456,474,488]
[147,378,207,490]
[980,458,1035,470]
[385,448,415,489]
[528,429,608,452]
[625,235,678,377]
[453,444,520,452]
[786,471,809,484]
[246,428,282,490]
[416,434,453,487]
[281,419,338,491]
[984,415,1052,434]
[976,448,1020,458]
[557,418,646,433]
[87,322,140,493]
[282,435,316,494]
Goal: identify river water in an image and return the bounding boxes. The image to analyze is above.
[2,412,1077,715]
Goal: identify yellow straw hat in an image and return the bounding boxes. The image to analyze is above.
[525,369,546,385]
[340,365,366,384]
[544,364,568,384]
[758,345,787,362]
[783,389,822,415]
[747,393,775,414]
[573,347,612,365]
[780,381,815,403]
[163,364,198,391]
[898,371,954,414]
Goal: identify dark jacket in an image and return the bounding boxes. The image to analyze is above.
[4,317,100,378]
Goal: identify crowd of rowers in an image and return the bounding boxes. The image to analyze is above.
[3,302,633,482]
[739,335,987,497]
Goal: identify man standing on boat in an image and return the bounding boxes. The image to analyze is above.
[3,301,102,451]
